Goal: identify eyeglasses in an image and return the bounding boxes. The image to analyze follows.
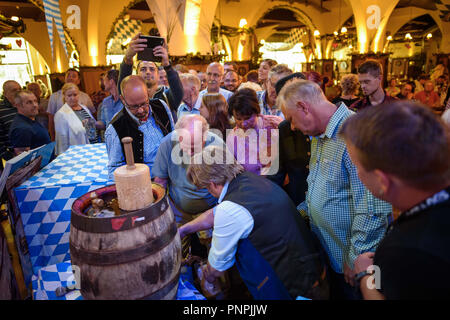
[207,72,222,78]
[121,96,149,111]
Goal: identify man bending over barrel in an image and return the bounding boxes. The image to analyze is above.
[152,114,225,257]
[180,145,329,300]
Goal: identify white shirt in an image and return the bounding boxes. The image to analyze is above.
[194,88,234,110]
[208,181,254,272]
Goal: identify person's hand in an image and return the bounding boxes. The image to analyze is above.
[124,33,147,64]
[343,263,356,287]
[354,252,375,275]
[178,225,187,239]
[152,41,170,67]
[202,264,216,284]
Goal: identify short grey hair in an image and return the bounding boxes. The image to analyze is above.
[180,73,201,91]
[268,64,292,83]
[187,145,244,188]
[14,90,34,105]
[175,114,209,136]
[277,79,325,110]
[237,81,263,92]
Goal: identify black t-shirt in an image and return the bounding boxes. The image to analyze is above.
[373,187,450,299]
[332,96,359,107]
[266,120,310,205]
[8,114,51,150]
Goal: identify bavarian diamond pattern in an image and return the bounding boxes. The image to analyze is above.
[14,144,113,277]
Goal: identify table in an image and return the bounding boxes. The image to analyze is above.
[31,261,205,300]
[14,143,113,284]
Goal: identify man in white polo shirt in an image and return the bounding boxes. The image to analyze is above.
[194,62,233,111]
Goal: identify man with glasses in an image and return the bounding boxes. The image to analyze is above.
[118,33,183,121]
[193,62,233,110]
[105,75,174,179]
[222,70,240,93]
[256,64,292,119]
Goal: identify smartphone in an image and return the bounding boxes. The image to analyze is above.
[137,35,165,62]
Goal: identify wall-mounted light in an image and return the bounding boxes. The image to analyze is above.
[239,18,248,29]
[333,31,338,36]
[387,35,393,41]
[313,30,320,37]
[426,33,432,40]
[341,26,347,34]
[405,33,412,40]
[11,16,19,21]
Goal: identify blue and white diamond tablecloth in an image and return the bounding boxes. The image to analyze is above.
[14,144,114,283]
[32,261,206,300]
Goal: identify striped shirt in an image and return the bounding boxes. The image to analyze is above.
[256,90,285,119]
[297,103,392,273]
[73,108,98,144]
[0,98,17,159]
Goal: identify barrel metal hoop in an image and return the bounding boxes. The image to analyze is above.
[140,271,180,300]
[71,196,170,233]
[69,222,178,266]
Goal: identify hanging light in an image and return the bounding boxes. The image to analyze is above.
[314,30,320,37]
[426,33,432,40]
[333,31,339,36]
[341,26,347,34]
[11,16,19,22]
[387,35,393,41]
[405,33,412,40]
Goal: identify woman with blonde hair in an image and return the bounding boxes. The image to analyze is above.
[54,83,98,154]
[199,93,231,139]
[332,74,360,107]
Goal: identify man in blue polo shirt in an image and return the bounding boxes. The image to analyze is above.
[9,90,51,156]
[152,114,224,258]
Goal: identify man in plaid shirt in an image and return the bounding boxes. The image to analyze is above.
[278,79,392,299]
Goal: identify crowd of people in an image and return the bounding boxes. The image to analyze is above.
[0,31,449,300]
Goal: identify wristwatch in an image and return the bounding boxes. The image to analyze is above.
[354,270,373,284]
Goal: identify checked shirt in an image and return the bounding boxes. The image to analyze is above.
[298,104,392,273]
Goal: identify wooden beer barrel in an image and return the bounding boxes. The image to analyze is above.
[69,183,182,300]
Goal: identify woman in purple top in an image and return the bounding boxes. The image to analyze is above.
[226,88,282,175]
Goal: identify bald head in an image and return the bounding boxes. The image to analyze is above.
[175,114,209,156]
[120,75,150,120]
[206,63,224,93]
[121,75,147,97]
[3,80,21,104]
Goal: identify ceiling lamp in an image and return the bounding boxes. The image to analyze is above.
[11,16,19,22]
[314,30,320,37]
[426,33,432,39]
[334,31,338,36]
[341,26,347,33]
[405,33,412,40]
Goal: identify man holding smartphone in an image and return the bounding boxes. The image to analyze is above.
[118,32,183,121]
